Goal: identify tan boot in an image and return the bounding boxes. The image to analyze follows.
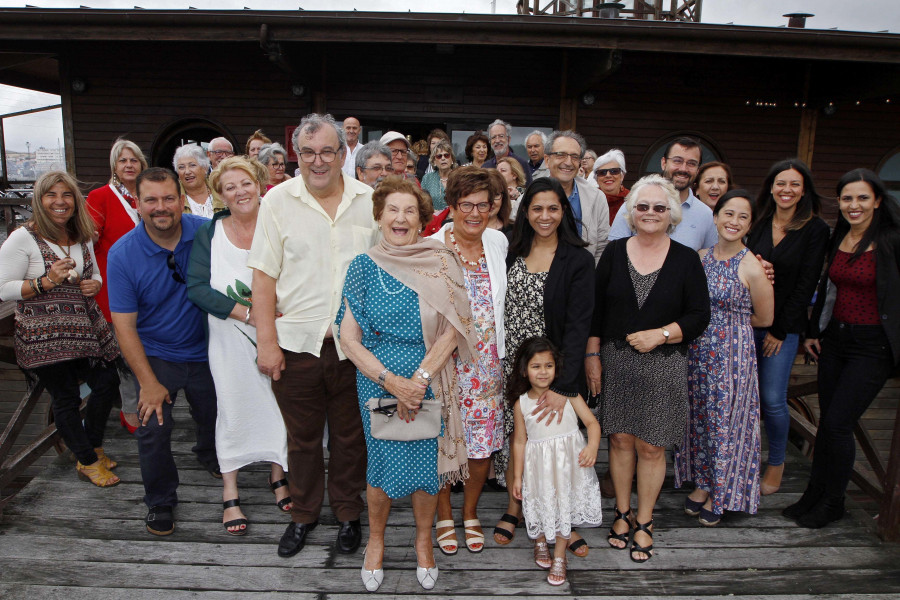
[761,464,784,496]
[76,460,120,487]
[94,447,117,470]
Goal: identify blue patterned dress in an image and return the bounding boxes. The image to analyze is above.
[674,247,761,516]
[336,254,438,499]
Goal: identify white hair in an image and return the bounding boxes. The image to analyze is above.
[208,136,233,151]
[526,130,547,145]
[623,174,682,234]
[593,148,627,174]
[488,119,511,137]
[257,143,287,166]
[172,144,210,171]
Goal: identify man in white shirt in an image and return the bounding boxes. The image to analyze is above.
[249,113,378,559]
[340,117,362,178]
[206,137,234,169]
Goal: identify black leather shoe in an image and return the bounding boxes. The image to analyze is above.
[278,520,318,557]
[337,519,362,554]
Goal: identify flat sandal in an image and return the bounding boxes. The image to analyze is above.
[533,540,552,569]
[547,557,567,586]
[607,506,633,549]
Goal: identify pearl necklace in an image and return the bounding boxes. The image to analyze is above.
[448,229,484,268]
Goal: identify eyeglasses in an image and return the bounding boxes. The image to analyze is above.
[665,156,700,169]
[548,151,583,162]
[298,149,339,163]
[389,148,407,156]
[595,168,622,177]
[456,201,493,214]
[166,253,186,284]
[634,203,670,214]
[490,134,508,141]
[362,164,391,173]
[434,153,452,160]
[271,162,286,170]
[210,150,234,157]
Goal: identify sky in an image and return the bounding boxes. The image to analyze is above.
[1,0,897,154]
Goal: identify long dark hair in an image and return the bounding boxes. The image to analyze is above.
[508,177,586,259]
[506,336,563,407]
[832,168,900,263]
[751,158,823,235]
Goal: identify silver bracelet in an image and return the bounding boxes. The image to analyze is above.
[377,368,390,388]
[244,306,252,324]
[415,367,432,384]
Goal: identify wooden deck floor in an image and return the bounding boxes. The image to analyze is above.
[1,404,899,599]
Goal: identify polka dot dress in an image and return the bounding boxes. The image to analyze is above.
[335,254,438,499]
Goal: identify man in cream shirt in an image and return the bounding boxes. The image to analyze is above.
[249,113,378,559]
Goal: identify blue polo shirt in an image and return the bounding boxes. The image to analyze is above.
[107,214,208,362]
[607,189,718,251]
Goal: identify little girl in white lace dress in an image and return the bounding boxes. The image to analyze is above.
[510,337,603,586]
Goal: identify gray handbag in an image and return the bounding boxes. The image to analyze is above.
[366,395,441,441]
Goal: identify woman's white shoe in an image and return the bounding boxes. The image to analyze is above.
[361,549,384,592]
[416,565,439,590]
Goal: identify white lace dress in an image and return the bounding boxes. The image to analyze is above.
[519,392,603,542]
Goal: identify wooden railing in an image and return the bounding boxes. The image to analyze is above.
[521,0,702,22]
[788,380,900,541]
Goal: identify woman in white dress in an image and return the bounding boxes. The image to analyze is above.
[187,156,289,535]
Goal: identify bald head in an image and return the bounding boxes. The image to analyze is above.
[343,117,361,148]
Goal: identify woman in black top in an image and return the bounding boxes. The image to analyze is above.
[492,177,595,556]
[586,174,709,563]
[784,169,900,528]
[745,159,829,496]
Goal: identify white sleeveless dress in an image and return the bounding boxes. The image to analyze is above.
[208,220,288,473]
[519,392,603,542]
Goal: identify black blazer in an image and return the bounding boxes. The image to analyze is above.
[808,227,900,366]
[506,241,595,396]
[746,215,829,340]
[590,238,710,347]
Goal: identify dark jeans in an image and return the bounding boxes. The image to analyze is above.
[34,358,120,466]
[134,357,218,508]
[809,320,895,498]
[271,339,366,524]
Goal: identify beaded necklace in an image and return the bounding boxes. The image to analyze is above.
[448,229,484,268]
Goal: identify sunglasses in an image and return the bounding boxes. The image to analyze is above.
[595,168,622,177]
[434,153,452,160]
[634,203,670,214]
[166,253,186,284]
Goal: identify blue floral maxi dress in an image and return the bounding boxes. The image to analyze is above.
[674,247,761,516]
[336,254,438,499]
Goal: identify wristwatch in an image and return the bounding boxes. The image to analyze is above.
[415,367,433,384]
[661,328,670,343]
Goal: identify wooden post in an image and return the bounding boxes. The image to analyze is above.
[58,56,77,177]
[559,50,577,131]
[878,400,900,541]
[797,108,817,166]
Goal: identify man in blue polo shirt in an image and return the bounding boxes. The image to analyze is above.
[107,167,218,536]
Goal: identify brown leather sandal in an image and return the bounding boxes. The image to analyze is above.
[94,447,117,470]
[76,460,120,487]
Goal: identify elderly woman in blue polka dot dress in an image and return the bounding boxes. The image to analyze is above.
[336,176,476,592]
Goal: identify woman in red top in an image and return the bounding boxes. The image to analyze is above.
[86,138,147,432]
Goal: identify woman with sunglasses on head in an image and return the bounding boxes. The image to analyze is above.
[493,177,596,559]
[590,149,629,225]
[785,169,900,528]
[421,140,458,211]
[586,174,710,563]
[745,159,829,496]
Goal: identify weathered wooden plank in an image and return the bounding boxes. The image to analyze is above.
[0,586,320,600]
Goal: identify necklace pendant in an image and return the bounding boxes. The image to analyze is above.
[66,269,79,283]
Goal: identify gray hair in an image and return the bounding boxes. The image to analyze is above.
[208,136,233,151]
[355,141,391,172]
[623,174,682,235]
[407,149,418,163]
[108,139,148,180]
[172,144,210,171]
[526,130,547,145]
[257,143,287,167]
[584,149,598,160]
[291,113,345,155]
[545,130,586,157]
[594,148,627,174]
[488,119,511,138]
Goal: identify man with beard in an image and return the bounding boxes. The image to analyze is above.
[355,141,392,188]
[481,119,533,185]
[341,117,363,178]
[608,137,717,250]
[107,167,220,537]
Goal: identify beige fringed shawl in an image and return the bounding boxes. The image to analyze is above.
[367,237,477,487]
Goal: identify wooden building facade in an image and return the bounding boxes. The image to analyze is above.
[1,8,900,215]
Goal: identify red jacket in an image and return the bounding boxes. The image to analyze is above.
[86,184,138,321]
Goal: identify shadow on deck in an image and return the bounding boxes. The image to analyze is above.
[1,403,900,599]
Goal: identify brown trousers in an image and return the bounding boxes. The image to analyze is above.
[271,339,366,524]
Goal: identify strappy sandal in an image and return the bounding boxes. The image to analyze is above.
[463,518,484,553]
[76,460,120,487]
[435,519,458,556]
[94,447,117,470]
[493,513,519,545]
[567,533,589,557]
[223,498,248,536]
[630,519,654,563]
[533,539,552,569]
[269,477,292,512]
[607,506,633,549]
[547,556,567,586]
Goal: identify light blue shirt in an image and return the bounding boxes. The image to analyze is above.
[608,189,718,251]
[569,183,582,237]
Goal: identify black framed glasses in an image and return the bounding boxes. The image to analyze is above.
[457,201,493,214]
[166,253,186,284]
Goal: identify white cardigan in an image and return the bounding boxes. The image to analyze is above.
[429,223,508,359]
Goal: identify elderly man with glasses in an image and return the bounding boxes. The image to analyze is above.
[355,141,393,188]
[249,113,379,559]
[107,167,221,537]
[480,119,533,186]
[206,137,234,169]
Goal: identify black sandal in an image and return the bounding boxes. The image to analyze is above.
[269,477,292,512]
[223,498,249,536]
[607,506,633,549]
[493,513,519,545]
[630,519,654,563]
